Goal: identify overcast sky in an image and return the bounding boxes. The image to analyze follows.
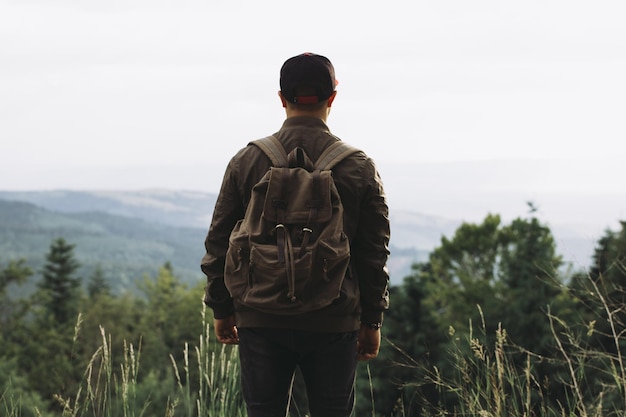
[1,0,625,242]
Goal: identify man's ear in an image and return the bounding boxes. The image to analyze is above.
[327,91,337,107]
[278,91,287,108]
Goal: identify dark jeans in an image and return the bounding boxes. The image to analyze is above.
[238,327,358,417]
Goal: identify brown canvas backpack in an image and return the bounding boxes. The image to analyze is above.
[224,135,359,315]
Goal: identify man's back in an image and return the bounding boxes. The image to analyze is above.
[200,53,390,417]
[203,115,389,332]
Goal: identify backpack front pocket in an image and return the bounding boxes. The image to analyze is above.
[241,243,313,313]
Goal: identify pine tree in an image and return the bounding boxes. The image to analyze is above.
[38,238,81,326]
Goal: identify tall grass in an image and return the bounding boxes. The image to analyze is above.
[392,273,626,417]
[169,306,244,417]
[426,317,541,417]
[28,304,245,417]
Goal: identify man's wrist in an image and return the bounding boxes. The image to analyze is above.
[363,322,382,330]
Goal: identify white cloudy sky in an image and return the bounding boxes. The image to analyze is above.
[1,0,625,241]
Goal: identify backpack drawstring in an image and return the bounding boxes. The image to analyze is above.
[283,226,297,302]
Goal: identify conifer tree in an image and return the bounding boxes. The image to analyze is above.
[38,238,81,325]
[12,239,84,405]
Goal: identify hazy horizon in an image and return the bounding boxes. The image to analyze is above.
[3,156,623,232]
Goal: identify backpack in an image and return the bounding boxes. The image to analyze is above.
[224,135,359,315]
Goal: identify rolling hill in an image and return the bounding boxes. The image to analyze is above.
[0,197,207,293]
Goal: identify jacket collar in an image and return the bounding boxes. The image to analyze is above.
[281,116,331,132]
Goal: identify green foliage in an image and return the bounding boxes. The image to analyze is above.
[588,221,626,296]
[1,259,32,294]
[1,259,33,351]
[87,264,111,298]
[2,215,626,416]
[77,293,144,379]
[5,239,86,405]
[374,213,567,415]
[561,221,626,415]
[38,238,82,325]
[12,314,84,407]
[0,357,51,417]
[1,250,244,416]
[136,263,206,380]
[401,270,626,417]
[498,216,563,353]
[40,309,244,417]
[424,214,503,333]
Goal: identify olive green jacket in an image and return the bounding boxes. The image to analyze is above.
[201,116,390,332]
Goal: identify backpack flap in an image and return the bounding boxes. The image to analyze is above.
[261,167,334,225]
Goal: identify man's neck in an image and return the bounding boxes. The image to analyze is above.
[284,108,330,122]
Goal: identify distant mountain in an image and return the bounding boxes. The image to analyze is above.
[0,190,593,292]
[0,189,216,229]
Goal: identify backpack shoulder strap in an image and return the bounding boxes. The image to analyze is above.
[315,141,360,170]
[250,136,289,167]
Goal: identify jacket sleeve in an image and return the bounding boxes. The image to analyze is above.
[201,156,245,319]
[352,159,391,326]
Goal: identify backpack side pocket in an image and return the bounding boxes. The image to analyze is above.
[224,220,250,299]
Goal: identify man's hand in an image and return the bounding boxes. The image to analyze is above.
[214,315,239,344]
[357,324,381,361]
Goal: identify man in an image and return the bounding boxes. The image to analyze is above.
[201,52,390,417]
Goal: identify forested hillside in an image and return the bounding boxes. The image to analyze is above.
[0,199,206,292]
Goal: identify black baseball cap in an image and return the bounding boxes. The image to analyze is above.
[280,53,337,104]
